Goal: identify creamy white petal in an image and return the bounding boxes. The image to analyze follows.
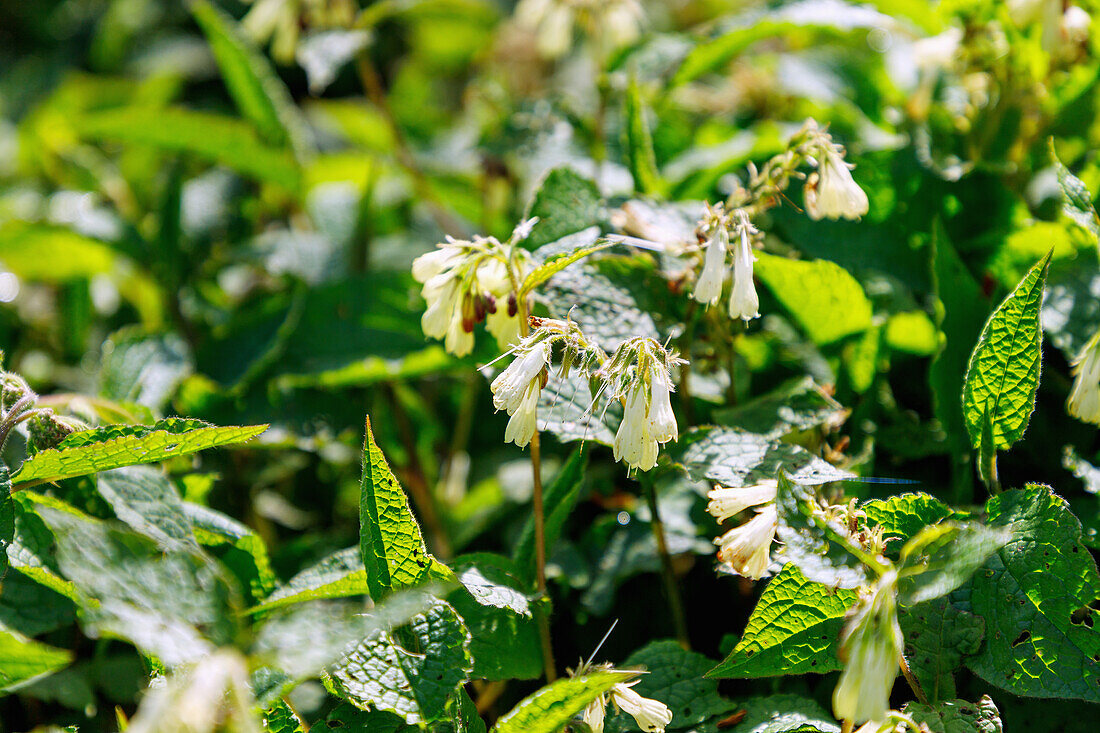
[714,505,776,579]
[614,387,651,469]
[610,682,673,732]
[693,227,727,306]
[1068,341,1100,424]
[492,341,550,414]
[806,150,868,221]
[486,307,522,350]
[504,381,540,447]
[706,480,778,523]
[647,368,678,444]
[728,226,759,322]
[412,246,463,283]
[833,570,903,724]
[583,693,607,733]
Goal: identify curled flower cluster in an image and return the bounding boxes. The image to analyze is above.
[803,123,870,221]
[412,224,534,358]
[1068,328,1100,424]
[705,479,778,579]
[692,205,759,322]
[833,569,904,725]
[604,338,684,472]
[573,665,672,733]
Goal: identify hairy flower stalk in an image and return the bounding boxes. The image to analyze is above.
[1068,328,1100,424]
[833,569,904,725]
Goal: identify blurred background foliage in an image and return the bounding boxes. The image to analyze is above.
[3,0,1100,729]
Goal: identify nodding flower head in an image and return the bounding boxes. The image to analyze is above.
[490,339,552,448]
[804,131,869,221]
[706,480,778,524]
[608,339,685,472]
[693,225,728,306]
[833,569,904,725]
[728,211,760,322]
[714,504,777,580]
[568,664,672,733]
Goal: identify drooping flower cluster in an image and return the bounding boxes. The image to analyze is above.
[571,665,672,733]
[513,0,646,59]
[706,479,778,579]
[833,569,904,725]
[1068,328,1100,424]
[602,338,684,472]
[692,204,760,321]
[803,122,870,221]
[412,222,535,357]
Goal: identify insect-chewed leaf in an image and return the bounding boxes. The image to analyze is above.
[961,251,1051,456]
[899,598,985,702]
[861,492,955,543]
[490,670,636,733]
[903,696,1003,733]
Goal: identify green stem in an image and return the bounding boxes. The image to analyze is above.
[641,475,690,650]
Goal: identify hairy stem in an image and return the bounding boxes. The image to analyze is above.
[641,475,690,650]
[899,654,929,704]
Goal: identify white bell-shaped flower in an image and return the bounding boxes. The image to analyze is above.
[693,226,728,306]
[614,386,659,471]
[492,341,550,414]
[706,480,778,523]
[421,277,459,340]
[805,147,869,221]
[444,308,475,357]
[647,367,678,444]
[833,570,904,724]
[714,504,776,579]
[412,246,463,284]
[609,681,673,732]
[1068,334,1100,424]
[728,223,760,322]
[504,380,540,447]
[583,692,607,733]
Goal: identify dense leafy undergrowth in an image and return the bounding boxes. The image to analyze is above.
[4,0,1100,731]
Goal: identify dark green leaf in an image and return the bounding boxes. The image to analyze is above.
[186,502,277,602]
[1051,139,1100,246]
[523,168,604,250]
[621,78,663,196]
[0,468,11,582]
[97,466,195,551]
[712,377,848,440]
[904,696,1003,733]
[899,598,984,702]
[722,693,840,733]
[898,522,1011,605]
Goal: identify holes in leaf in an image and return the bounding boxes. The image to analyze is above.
[1011,630,1031,648]
[1071,606,1095,628]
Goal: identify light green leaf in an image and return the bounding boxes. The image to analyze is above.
[523,168,603,250]
[903,696,1003,733]
[490,670,636,733]
[607,640,727,732]
[0,628,71,690]
[0,468,11,582]
[520,240,614,297]
[252,547,367,613]
[898,522,1011,605]
[862,493,955,544]
[514,447,586,583]
[76,108,301,191]
[190,0,312,159]
[960,485,1100,701]
[753,253,873,346]
[1041,246,1100,361]
[99,328,193,411]
[1051,139,1100,246]
[12,418,267,491]
[7,494,79,601]
[454,557,530,616]
[709,564,857,679]
[332,600,472,725]
[885,311,938,355]
[961,251,1051,455]
[723,693,840,733]
[97,466,196,551]
[899,598,984,702]
[672,427,853,490]
[186,502,277,601]
[360,417,451,599]
[773,474,871,589]
[621,78,663,196]
[0,223,116,282]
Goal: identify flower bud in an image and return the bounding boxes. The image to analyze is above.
[833,570,904,725]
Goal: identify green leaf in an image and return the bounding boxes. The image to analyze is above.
[514,447,586,583]
[99,328,193,411]
[7,494,79,601]
[712,377,848,440]
[961,251,1051,455]
[448,555,542,681]
[520,240,615,297]
[36,504,237,667]
[489,670,636,733]
[252,546,367,613]
[190,0,312,159]
[607,640,728,732]
[753,253,873,346]
[96,466,196,551]
[11,418,267,491]
[321,703,411,732]
[332,600,472,725]
[899,598,984,702]
[709,564,857,679]
[0,223,117,282]
[773,474,871,589]
[621,78,663,196]
[75,108,301,191]
[360,417,451,599]
[1051,139,1100,246]
[0,628,71,690]
[903,696,1003,733]
[960,485,1100,701]
[1041,246,1100,361]
[264,699,306,733]
[0,572,75,637]
[897,522,1011,605]
[185,502,277,602]
[0,468,11,582]
[523,168,603,250]
[671,427,853,489]
[862,493,955,544]
[722,693,841,733]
